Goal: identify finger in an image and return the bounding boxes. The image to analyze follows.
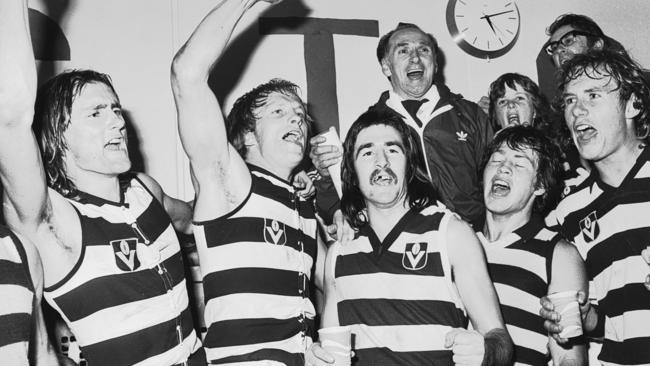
[326,224,338,240]
[444,329,461,348]
[539,296,554,310]
[310,135,327,145]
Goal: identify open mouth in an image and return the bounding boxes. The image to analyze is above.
[282,130,304,145]
[105,137,126,151]
[490,178,510,196]
[507,114,520,125]
[574,123,597,142]
[370,169,397,186]
[406,70,424,80]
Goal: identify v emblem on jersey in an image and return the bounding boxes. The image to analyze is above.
[579,211,600,243]
[264,219,287,246]
[402,242,428,270]
[111,238,141,271]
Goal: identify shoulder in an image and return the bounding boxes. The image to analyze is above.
[135,172,165,203]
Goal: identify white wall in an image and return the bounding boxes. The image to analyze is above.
[29,0,650,199]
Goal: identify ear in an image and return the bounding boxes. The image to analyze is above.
[625,94,642,119]
[592,38,605,51]
[380,59,392,78]
[533,186,546,198]
[244,130,257,147]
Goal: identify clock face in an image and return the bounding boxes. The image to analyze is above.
[446,0,520,59]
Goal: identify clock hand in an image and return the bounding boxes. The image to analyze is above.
[479,9,514,19]
[482,13,497,35]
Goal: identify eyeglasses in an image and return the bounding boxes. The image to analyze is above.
[544,30,597,55]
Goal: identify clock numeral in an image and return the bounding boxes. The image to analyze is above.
[461,27,469,33]
[472,36,477,45]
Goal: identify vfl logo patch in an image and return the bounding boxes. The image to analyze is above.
[264,219,287,245]
[111,238,141,271]
[579,211,600,243]
[402,242,428,270]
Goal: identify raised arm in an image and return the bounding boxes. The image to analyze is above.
[171,0,279,219]
[445,216,513,366]
[0,0,48,230]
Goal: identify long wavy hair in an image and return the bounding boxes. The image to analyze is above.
[341,108,437,228]
[556,50,650,145]
[33,69,120,198]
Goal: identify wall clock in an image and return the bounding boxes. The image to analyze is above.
[446,0,520,60]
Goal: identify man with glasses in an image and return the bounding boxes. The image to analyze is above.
[543,14,615,68]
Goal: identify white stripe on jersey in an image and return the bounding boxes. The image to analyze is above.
[335,272,453,302]
[605,309,650,341]
[197,242,314,277]
[505,323,548,355]
[493,283,542,317]
[204,293,316,323]
[352,323,455,352]
[0,285,32,317]
[593,255,648,301]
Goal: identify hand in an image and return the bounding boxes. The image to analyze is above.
[444,329,484,366]
[477,96,489,115]
[305,343,335,366]
[309,135,343,177]
[642,247,650,290]
[292,170,315,199]
[539,291,589,344]
[325,210,355,245]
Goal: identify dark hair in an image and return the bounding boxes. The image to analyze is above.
[546,14,605,50]
[376,23,438,64]
[487,73,552,133]
[482,125,563,216]
[226,78,312,159]
[557,50,650,143]
[33,69,120,198]
[546,13,627,55]
[341,107,436,228]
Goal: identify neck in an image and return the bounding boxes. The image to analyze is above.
[366,199,410,241]
[483,209,531,242]
[72,173,123,202]
[594,141,644,187]
[246,154,294,181]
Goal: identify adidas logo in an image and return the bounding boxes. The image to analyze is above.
[456,131,468,141]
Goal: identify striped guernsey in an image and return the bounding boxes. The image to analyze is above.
[193,165,318,365]
[43,177,201,366]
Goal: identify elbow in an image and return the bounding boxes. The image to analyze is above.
[171,49,208,90]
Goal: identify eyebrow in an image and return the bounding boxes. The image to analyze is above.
[86,102,121,111]
[354,140,404,158]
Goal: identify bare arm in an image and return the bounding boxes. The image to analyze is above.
[445,216,513,366]
[19,233,63,366]
[547,240,587,365]
[320,243,340,328]
[0,0,47,230]
[171,0,279,220]
[0,0,80,287]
